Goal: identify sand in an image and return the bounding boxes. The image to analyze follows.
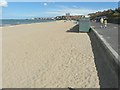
[0,27,2,89]
[2,20,100,88]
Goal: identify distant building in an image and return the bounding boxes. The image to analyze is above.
[66,13,71,20]
[30,17,54,20]
[66,13,70,16]
[55,14,83,20]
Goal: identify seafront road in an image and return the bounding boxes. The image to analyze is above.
[91,22,119,55]
[90,22,119,88]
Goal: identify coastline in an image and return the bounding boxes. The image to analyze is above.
[0,19,56,28]
[0,20,76,28]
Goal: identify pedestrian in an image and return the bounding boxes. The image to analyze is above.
[100,18,104,28]
[104,19,108,28]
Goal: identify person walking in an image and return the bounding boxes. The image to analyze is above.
[100,18,104,28]
[104,19,108,28]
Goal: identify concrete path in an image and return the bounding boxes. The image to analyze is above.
[88,31,118,88]
[91,22,119,55]
[90,22,119,88]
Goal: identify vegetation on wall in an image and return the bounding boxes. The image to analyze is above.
[89,8,120,24]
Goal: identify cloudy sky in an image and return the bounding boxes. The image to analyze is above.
[1,2,118,19]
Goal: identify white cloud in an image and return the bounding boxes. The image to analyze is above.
[0,0,7,7]
[45,5,111,16]
[43,3,47,6]
[46,7,104,16]
[0,8,2,17]
[73,6,78,8]
[4,0,119,2]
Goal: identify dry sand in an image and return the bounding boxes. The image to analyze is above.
[2,21,100,88]
[0,27,2,89]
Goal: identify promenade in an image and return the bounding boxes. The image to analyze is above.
[90,22,119,88]
[91,22,119,55]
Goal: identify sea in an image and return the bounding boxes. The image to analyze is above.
[0,19,55,27]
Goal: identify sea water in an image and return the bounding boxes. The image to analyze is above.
[0,19,55,26]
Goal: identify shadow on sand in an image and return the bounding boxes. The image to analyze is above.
[66,24,79,33]
[66,24,91,33]
[66,24,119,88]
[88,31,119,88]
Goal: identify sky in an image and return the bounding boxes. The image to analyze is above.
[0,2,119,19]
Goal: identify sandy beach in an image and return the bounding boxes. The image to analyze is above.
[2,21,100,88]
[0,27,2,89]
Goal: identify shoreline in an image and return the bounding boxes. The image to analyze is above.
[0,20,77,28]
[0,20,56,28]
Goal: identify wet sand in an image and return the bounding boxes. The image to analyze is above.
[2,21,100,88]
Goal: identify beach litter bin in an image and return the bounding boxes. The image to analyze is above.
[79,18,90,32]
